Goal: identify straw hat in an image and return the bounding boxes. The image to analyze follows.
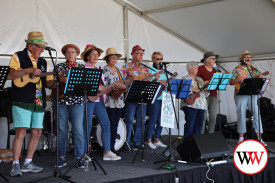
[102,48,122,60]
[80,44,103,61]
[238,50,254,59]
[200,51,219,63]
[25,31,48,45]
[61,44,80,56]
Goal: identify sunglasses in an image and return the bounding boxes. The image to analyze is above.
[156,58,163,61]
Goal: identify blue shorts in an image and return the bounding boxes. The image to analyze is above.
[12,105,44,129]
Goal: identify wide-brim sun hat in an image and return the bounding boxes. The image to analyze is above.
[102,47,122,60]
[80,44,103,61]
[200,51,219,63]
[61,44,80,56]
[25,31,48,46]
[238,50,255,59]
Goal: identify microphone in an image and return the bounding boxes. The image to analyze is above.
[240,60,247,66]
[213,67,222,73]
[160,62,170,66]
[45,46,56,51]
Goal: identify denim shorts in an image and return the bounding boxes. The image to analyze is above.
[12,105,44,129]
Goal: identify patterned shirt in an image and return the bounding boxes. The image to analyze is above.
[9,50,53,111]
[180,75,208,110]
[149,66,167,100]
[103,65,125,108]
[55,62,85,105]
[121,61,151,81]
[84,63,106,103]
[231,64,261,93]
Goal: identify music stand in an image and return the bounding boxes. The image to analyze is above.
[207,73,232,132]
[155,78,191,170]
[0,66,10,91]
[0,66,10,182]
[237,78,266,95]
[207,73,232,91]
[61,67,107,176]
[125,80,161,163]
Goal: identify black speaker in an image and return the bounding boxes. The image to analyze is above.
[177,132,230,162]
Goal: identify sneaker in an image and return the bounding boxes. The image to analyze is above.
[56,158,67,168]
[76,160,84,168]
[238,139,244,144]
[10,164,22,177]
[21,162,43,173]
[103,151,121,161]
[147,142,156,149]
[260,139,267,146]
[154,141,167,148]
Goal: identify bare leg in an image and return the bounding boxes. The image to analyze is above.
[12,128,26,161]
[26,129,42,159]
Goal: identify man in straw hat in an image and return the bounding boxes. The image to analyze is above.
[121,45,157,150]
[197,51,219,134]
[7,31,54,176]
[229,50,266,146]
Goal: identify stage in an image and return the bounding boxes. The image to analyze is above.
[1,138,275,183]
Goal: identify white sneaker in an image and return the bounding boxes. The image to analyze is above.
[154,141,167,148]
[147,142,156,149]
[103,151,121,161]
[238,139,244,144]
[260,139,267,146]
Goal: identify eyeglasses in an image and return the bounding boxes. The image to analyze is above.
[90,53,99,56]
[33,44,45,49]
[110,55,119,59]
[209,57,216,60]
[134,52,144,55]
[156,58,163,61]
[65,51,76,54]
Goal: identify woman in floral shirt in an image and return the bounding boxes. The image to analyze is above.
[81,44,121,161]
[52,44,85,168]
[102,48,126,153]
[180,61,209,139]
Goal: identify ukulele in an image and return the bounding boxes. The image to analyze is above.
[110,70,164,99]
[87,80,124,102]
[13,70,68,88]
[235,71,269,91]
[184,84,209,105]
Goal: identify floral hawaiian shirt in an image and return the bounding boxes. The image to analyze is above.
[55,62,85,105]
[103,65,125,108]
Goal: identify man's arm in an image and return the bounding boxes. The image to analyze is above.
[7,68,41,80]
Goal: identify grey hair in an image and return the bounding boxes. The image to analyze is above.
[186,61,198,71]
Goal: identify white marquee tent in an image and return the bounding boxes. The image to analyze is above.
[0,0,274,148]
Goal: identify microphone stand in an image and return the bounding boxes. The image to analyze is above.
[241,62,262,142]
[25,50,74,183]
[154,63,179,170]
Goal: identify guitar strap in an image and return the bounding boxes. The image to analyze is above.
[115,67,125,84]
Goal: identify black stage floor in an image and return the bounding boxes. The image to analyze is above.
[1,137,275,183]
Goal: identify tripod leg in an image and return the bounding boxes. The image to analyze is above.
[89,153,107,175]
[0,174,9,182]
[132,145,142,163]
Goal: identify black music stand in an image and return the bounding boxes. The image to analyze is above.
[125,80,161,163]
[237,78,266,141]
[0,66,10,91]
[237,78,266,95]
[155,78,191,170]
[0,66,10,182]
[62,67,107,176]
[207,73,232,132]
